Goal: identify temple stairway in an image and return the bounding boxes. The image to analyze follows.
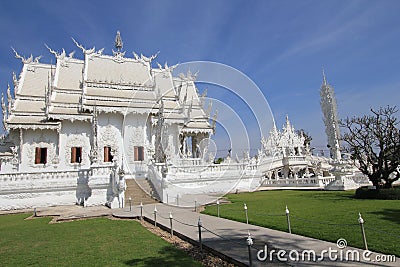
[124,179,160,206]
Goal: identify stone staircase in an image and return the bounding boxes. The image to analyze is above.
[124,179,160,206]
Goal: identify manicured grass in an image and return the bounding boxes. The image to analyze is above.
[202,190,400,257]
[0,214,201,267]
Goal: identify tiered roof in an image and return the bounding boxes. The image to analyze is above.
[2,32,213,134]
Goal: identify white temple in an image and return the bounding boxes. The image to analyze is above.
[0,33,369,210]
[0,32,217,209]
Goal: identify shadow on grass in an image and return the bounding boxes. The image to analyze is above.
[124,246,199,267]
[368,208,400,225]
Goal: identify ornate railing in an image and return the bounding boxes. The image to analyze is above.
[131,162,148,173]
[0,165,114,193]
[147,164,164,201]
[263,175,335,187]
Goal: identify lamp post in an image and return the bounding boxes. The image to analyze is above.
[247,231,253,266]
[216,199,220,217]
[244,203,249,224]
[154,205,158,226]
[358,213,368,250]
[285,205,291,234]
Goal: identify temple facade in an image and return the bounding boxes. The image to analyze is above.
[0,32,215,209]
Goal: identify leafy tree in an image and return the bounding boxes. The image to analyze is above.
[340,106,400,189]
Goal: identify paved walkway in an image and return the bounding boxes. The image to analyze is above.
[114,204,398,267]
[0,205,113,221]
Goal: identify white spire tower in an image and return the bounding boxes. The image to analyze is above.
[320,69,341,161]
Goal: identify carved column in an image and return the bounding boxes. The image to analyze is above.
[19,129,23,170]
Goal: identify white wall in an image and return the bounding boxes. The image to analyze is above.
[20,129,59,172]
[59,120,92,169]
[123,113,149,169]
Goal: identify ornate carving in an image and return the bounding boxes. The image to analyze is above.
[320,69,341,160]
[11,47,41,64]
[154,101,165,163]
[85,81,153,90]
[178,70,198,82]
[260,117,305,158]
[65,134,88,166]
[127,127,144,163]
[1,93,7,130]
[6,84,12,115]
[112,31,126,62]
[211,109,218,131]
[45,44,75,67]
[99,125,119,163]
[26,141,56,167]
[71,37,96,55]
[12,72,19,95]
[115,31,123,51]
[10,146,19,168]
[89,105,98,164]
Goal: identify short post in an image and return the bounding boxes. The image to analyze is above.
[244,203,249,224]
[194,200,197,212]
[285,205,291,234]
[34,208,37,217]
[247,231,253,267]
[166,194,169,204]
[128,197,132,211]
[176,194,179,206]
[216,199,220,217]
[140,202,143,219]
[198,217,203,252]
[358,213,368,250]
[169,212,173,237]
[154,205,157,227]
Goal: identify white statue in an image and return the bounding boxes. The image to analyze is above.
[117,168,126,208]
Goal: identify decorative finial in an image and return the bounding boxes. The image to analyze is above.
[285,115,290,127]
[115,31,123,52]
[322,67,327,86]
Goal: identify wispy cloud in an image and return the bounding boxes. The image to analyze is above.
[263,2,379,69]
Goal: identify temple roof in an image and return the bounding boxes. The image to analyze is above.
[3,32,213,133]
[85,54,153,87]
[55,59,84,91]
[17,63,53,97]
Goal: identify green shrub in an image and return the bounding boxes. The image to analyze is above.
[355,186,400,200]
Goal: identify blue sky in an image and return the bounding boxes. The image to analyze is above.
[1,0,399,154]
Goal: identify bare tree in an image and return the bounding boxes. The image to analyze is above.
[296,129,312,148]
[340,106,400,189]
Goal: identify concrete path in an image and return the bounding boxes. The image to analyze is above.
[0,205,113,221]
[114,204,399,267]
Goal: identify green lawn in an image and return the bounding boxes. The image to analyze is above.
[202,190,400,257]
[0,214,201,267]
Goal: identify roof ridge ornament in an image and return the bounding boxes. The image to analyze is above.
[11,47,41,64]
[112,31,126,59]
[6,84,12,115]
[322,67,327,86]
[71,37,96,55]
[115,31,123,51]
[45,44,75,67]
[12,72,18,96]
[1,93,7,131]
